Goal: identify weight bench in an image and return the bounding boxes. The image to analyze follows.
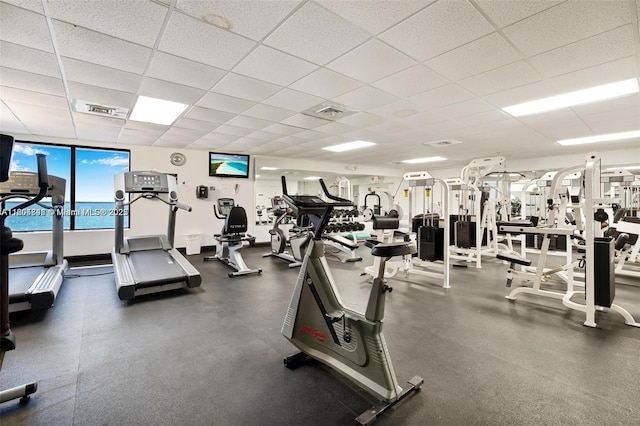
[496,254,532,287]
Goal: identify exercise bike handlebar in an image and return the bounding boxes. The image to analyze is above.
[173,201,192,212]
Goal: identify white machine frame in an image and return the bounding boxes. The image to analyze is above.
[500,152,639,328]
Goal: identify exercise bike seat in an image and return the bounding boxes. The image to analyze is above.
[367,240,417,258]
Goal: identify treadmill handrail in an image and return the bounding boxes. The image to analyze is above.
[5,154,48,215]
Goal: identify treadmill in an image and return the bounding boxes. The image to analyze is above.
[0,165,68,312]
[111,171,201,300]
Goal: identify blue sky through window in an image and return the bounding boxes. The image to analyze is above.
[76,148,129,202]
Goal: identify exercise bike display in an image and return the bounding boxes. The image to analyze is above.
[280,176,423,425]
[262,196,309,268]
[204,198,261,277]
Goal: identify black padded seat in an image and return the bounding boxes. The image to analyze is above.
[370,241,416,258]
[372,216,400,230]
[496,254,532,267]
[224,206,248,234]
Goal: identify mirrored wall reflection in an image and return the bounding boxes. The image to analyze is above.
[254,159,404,226]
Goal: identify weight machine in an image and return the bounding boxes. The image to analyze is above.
[364,171,450,288]
[499,152,639,328]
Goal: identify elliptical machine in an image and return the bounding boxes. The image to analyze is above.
[204,198,261,277]
[280,176,423,425]
[262,196,310,268]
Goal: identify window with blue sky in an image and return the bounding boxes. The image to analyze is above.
[4,142,129,231]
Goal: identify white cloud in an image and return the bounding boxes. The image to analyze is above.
[9,159,32,172]
[91,156,129,167]
[13,144,49,156]
[81,159,88,164]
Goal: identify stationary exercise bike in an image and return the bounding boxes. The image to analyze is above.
[204,198,261,277]
[280,177,423,425]
[262,196,310,268]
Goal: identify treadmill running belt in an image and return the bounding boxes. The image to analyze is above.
[9,267,45,303]
[128,250,186,287]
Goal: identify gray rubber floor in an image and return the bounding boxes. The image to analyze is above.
[1,244,639,425]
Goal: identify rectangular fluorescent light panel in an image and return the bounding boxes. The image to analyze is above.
[503,78,639,117]
[260,167,278,170]
[323,140,375,152]
[557,130,640,146]
[129,96,189,125]
[401,156,447,164]
[303,176,321,180]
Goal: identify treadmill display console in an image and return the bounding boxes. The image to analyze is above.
[0,171,41,195]
[124,172,169,193]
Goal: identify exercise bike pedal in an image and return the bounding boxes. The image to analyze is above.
[283,352,308,369]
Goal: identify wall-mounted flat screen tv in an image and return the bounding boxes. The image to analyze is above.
[209,152,250,178]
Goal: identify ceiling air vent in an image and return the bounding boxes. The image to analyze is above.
[71,99,128,119]
[424,139,462,148]
[302,102,356,121]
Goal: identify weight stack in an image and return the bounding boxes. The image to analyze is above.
[456,220,474,249]
[593,237,615,308]
[417,226,445,261]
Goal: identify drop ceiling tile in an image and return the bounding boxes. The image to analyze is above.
[450,109,511,129]
[545,57,639,94]
[273,135,306,145]
[223,137,265,151]
[242,104,297,122]
[290,68,362,99]
[2,0,43,14]
[174,117,222,132]
[502,0,631,56]
[139,77,206,105]
[48,0,167,47]
[294,129,332,140]
[517,109,593,140]
[62,57,141,93]
[367,100,421,119]
[8,102,74,136]
[458,61,541,96]
[313,121,356,135]
[118,129,158,145]
[571,93,639,116]
[226,115,273,130]
[232,45,318,86]
[153,137,192,148]
[281,113,329,129]
[147,52,227,90]
[318,0,432,34]
[72,112,124,128]
[53,20,151,74]
[183,106,236,123]
[408,84,474,108]
[163,126,209,139]
[529,25,636,78]
[337,112,384,128]
[474,0,563,28]
[213,124,255,137]
[379,0,494,61]
[0,86,67,110]
[67,81,135,109]
[264,1,370,65]
[212,73,282,102]
[482,80,558,109]
[425,32,520,81]
[0,67,65,96]
[198,131,240,144]
[262,123,306,135]
[0,42,60,78]
[262,88,325,112]
[246,130,282,141]
[187,139,226,150]
[175,0,300,41]
[0,3,53,52]
[431,98,494,120]
[159,11,256,70]
[124,120,169,133]
[327,39,415,83]
[76,123,122,143]
[196,92,255,114]
[0,102,30,134]
[580,106,640,134]
[370,65,448,98]
[333,86,398,110]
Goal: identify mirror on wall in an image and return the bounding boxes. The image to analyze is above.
[254,158,404,226]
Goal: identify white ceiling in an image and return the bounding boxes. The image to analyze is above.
[1,0,639,171]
